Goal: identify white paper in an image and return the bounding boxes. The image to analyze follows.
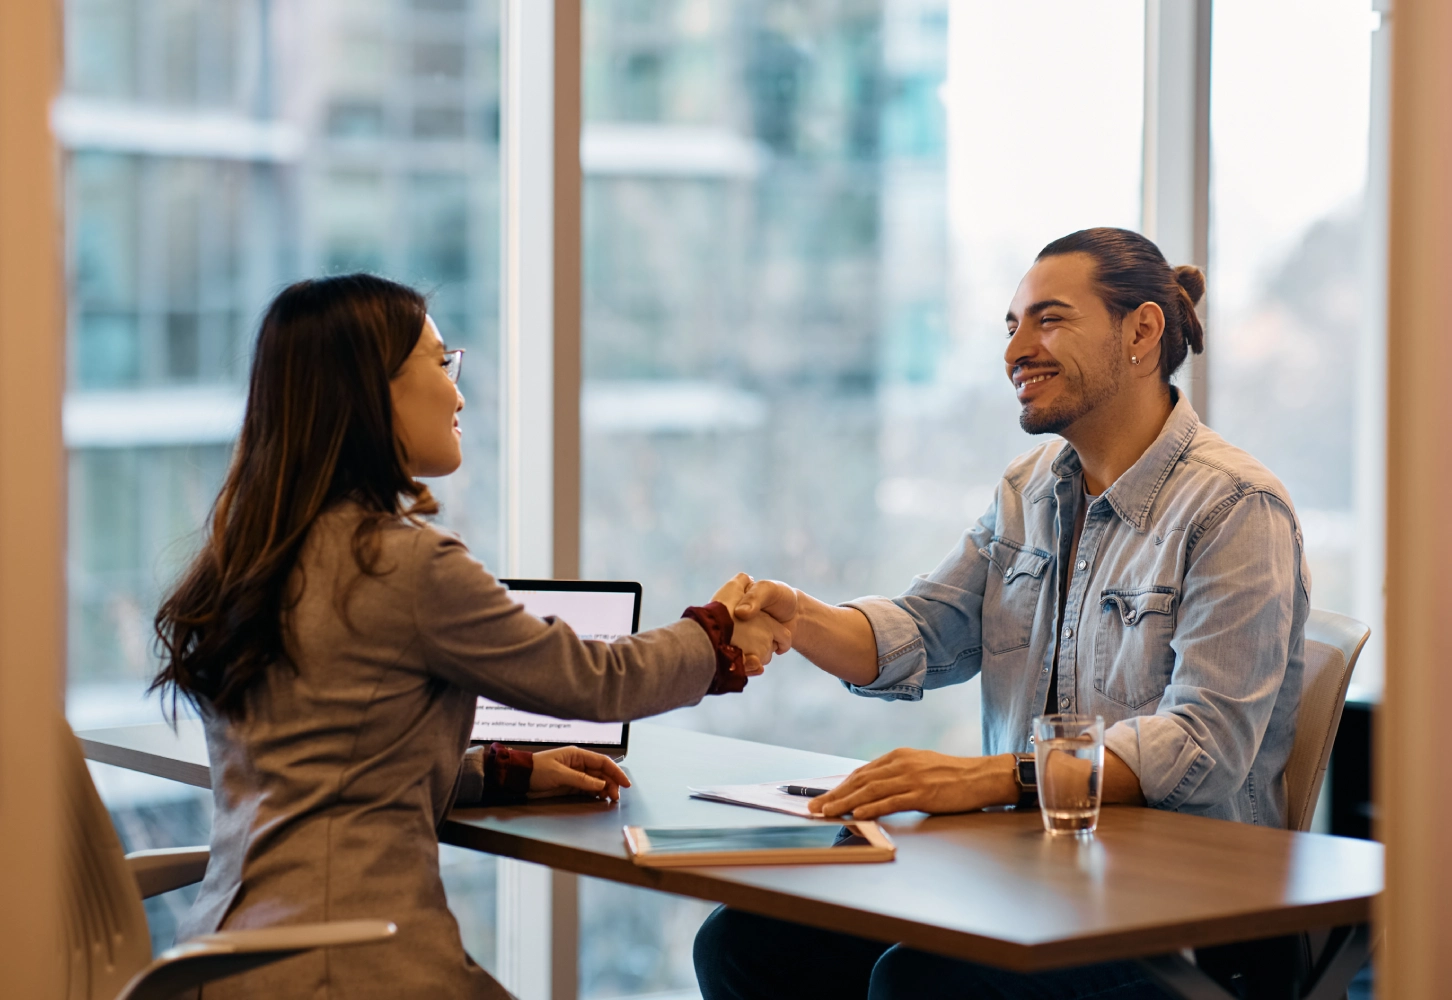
[688,775,850,818]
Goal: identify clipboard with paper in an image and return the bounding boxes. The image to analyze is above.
[687,775,850,818]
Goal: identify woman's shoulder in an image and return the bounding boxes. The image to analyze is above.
[308,501,474,568]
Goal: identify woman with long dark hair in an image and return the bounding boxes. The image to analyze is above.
[153,274,787,999]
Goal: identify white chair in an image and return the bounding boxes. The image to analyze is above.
[1285,609,1371,833]
[61,720,396,1000]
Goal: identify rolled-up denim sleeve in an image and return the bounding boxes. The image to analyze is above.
[1104,491,1306,812]
[840,512,995,702]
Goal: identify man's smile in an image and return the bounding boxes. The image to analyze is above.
[1014,370,1059,397]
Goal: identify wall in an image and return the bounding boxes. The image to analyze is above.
[1380,0,1452,992]
[0,0,67,993]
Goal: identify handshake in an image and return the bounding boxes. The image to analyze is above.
[710,573,800,677]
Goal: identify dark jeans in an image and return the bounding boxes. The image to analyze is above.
[693,907,1173,1000]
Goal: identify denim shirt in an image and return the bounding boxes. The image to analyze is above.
[845,392,1310,828]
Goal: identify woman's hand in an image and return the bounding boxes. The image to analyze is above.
[731,611,792,674]
[527,746,631,802]
[712,573,793,674]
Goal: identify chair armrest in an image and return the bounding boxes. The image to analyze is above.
[125,846,210,899]
[115,919,396,1000]
[172,920,398,955]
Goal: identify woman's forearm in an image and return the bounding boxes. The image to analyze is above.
[790,591,880,687]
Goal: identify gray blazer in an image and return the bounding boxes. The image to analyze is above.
[178,503,718,998]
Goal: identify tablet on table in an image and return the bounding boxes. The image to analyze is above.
[623,821,895,867]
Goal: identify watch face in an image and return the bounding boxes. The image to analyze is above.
[1017,758,1037,786]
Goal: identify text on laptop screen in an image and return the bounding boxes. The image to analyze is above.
[472,587,637,745]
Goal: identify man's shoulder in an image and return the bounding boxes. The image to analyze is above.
[1177,423,1296,511]
[1179,423,1295,496]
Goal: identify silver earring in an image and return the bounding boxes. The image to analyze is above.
[1131,355,1140,365]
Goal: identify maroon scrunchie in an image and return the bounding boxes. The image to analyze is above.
[682,601,749,694]
[481,742,534,803]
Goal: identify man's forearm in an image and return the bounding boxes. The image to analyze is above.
[1103,749,1146,805]
[789,591,880,686]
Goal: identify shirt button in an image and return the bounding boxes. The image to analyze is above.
[1059,696,1071,709]
[1062,626,1073,639]
[1076,559,1087,571]
[1125,610,1137,623]
[1005,569,1014,581]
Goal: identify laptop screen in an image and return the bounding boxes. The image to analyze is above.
[471,580,642,748]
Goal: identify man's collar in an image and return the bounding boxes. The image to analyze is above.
[1050,387,1200,531]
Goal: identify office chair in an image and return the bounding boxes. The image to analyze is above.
[1194,609,1372,999]
[60,720,396,1000]
[1286,609,1371,832]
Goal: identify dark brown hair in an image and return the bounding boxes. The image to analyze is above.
[1037,227,1205,382]
[151,274,436,720]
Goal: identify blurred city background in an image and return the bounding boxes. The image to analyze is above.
[61,0,1377,997]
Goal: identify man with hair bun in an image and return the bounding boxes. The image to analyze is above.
[694,228,1311,999]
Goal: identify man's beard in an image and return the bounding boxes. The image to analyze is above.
[1018,343,1125,435]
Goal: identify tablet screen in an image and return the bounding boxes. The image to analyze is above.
[640,825,869,855]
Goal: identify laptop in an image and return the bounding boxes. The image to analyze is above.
[470,578,643,761]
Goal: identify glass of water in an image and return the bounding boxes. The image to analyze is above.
[1032,714,1105,837]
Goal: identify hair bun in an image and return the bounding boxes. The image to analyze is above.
[1174,265,1206,306]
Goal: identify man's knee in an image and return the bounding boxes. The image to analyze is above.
[695,907,887,1000]
[693,907,781,1000]
[868,946,976,999]
[692,906,742,979]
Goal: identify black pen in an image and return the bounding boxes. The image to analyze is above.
[778,784,831,797]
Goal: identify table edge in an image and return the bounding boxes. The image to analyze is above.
[440,818,1376,972]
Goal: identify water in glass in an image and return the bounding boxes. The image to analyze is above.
[1033,715,1105,837]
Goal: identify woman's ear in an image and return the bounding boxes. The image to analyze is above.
[1127,301,1167,368]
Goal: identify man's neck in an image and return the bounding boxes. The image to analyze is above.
[1062,386,1176,495]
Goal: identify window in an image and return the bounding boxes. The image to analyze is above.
[56,0,1386,993]
[1207,0,1382,686]
[578,1,1143,995]
[59,0,504,960]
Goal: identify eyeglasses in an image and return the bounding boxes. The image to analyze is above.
[443,348,466,384]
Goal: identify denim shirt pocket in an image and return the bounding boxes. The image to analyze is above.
[981,538,1052,655]
[1094,586,1178,709]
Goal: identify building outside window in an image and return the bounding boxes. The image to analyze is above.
[59,0,503,959]
[1207,0,1384,692]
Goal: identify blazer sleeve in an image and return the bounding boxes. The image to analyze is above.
[409,526,719,722]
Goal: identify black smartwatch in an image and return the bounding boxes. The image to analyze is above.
[1012,753,1038,809]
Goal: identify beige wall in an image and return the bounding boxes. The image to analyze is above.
[1380,0,1452,994]
[0,0,67,994]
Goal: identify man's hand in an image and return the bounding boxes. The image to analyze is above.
[711,573,792,675]
[528,746,631,802]
[732,579,879,686]
[808,749,1019,819]
[733,579,799,627]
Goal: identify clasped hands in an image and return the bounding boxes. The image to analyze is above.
[709,572,794,677]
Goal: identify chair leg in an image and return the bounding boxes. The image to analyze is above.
[1299,925,1370,1000]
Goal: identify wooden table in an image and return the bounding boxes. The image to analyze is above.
[78,720,1380,999]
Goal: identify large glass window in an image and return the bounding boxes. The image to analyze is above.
[1207,0,1380,684]
[578,1,1143,995]
[58,1,1384,994]
[60,0,504,960]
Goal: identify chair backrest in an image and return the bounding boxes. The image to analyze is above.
[60,719,154,1000]
[1284,610,1370,832]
